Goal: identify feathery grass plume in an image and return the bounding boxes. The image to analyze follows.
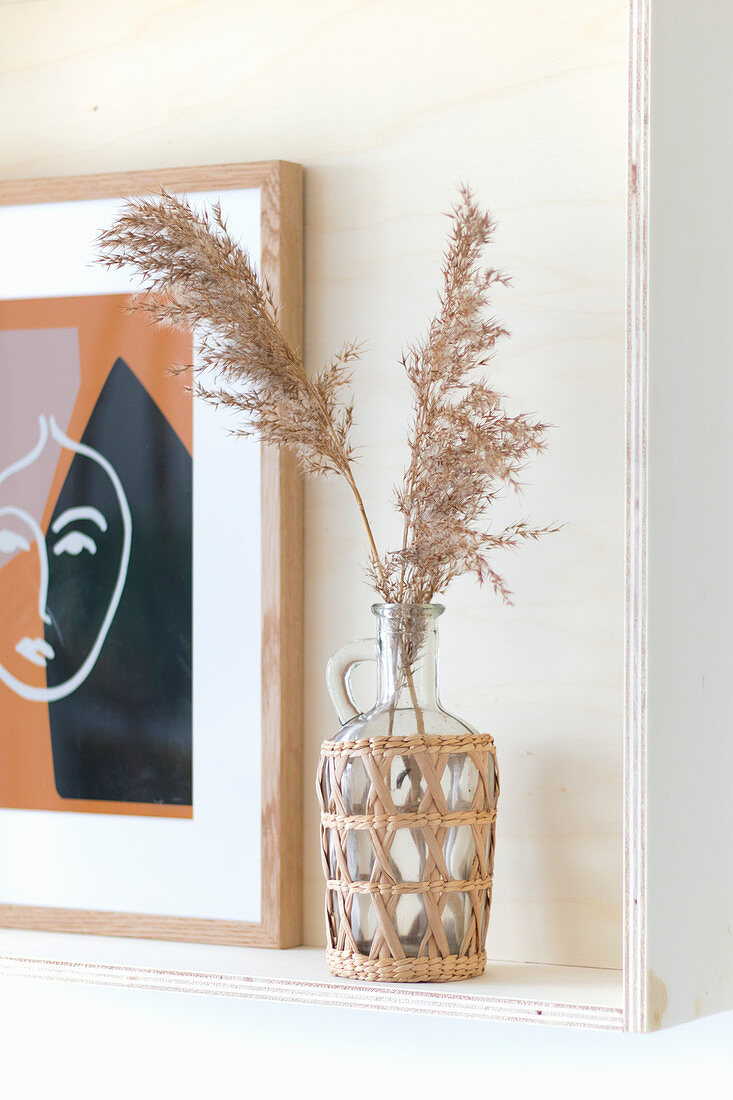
[97,191,385,574]
[373,186,555,605]
[98,193,355,476]
[97,186,554,610]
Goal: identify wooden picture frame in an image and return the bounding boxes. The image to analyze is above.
[0,162,303,948]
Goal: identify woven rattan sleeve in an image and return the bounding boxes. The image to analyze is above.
[317,733,498,983]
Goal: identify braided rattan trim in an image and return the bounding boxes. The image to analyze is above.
[321,807,497,831]
[318,730,498,983]
[326,875,493,896]
[326,948,488,984]
[320,732,496,759]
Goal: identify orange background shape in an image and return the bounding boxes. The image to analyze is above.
[0,295,193,818]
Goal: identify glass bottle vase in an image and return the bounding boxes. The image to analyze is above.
[322,603,499,964]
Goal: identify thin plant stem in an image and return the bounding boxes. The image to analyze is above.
[288,342,387,588]
[403,654,426,739]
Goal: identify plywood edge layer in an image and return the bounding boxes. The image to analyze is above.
[0,952,624,1030]
[625,0,650,1035]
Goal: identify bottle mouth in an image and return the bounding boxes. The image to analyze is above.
[371,602,445,619]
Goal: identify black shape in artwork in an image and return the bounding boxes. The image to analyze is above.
[45,358,192,805]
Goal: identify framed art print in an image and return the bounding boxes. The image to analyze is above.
[0,162,303,947]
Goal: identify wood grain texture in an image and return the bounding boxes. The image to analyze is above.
[0,0,629,974]
[0,162,283,205]
[0,932,624,1029]
[299,2,628,971]
[0,161,304,949]
[0,0,636,1027]
[626,0,733,1032]
[259,162,304,947]
[2,0,730,1037]
[625,0,649,1034]
[0,907,272,946]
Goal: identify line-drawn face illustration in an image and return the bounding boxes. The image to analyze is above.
[0,315,192,810]
[0,414,132,703]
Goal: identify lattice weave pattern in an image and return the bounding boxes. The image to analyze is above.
[317,733,498,983]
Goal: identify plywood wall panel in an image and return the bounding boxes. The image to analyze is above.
[0,0,628,969]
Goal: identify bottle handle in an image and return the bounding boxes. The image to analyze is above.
[326,638,378,725]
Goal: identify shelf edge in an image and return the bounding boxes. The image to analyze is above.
[0,953,624,1031]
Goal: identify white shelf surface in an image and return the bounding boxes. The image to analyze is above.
[0,930,623,1030]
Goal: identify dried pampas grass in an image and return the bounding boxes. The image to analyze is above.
[375,187,555,605]
[97,186,554,607]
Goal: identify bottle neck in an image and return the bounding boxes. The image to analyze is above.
[374,606,441,711]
